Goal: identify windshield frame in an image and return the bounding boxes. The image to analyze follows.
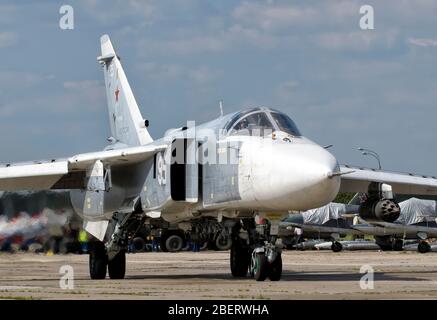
[227,111,275,137]
[269,111,302,137]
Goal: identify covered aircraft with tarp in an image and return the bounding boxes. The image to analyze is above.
[396,197,437,225]
[281,203,361,252]
[353,197,437,252]
[283,197,437,253]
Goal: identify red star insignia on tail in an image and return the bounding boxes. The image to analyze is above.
[115,87,120,102]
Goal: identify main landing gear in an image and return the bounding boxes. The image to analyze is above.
[230,218,283,281]
[88,207,145,280]
[89,241,126,280]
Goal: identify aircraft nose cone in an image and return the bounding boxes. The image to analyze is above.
[250,142,341,210]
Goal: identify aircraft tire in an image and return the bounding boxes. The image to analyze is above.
[89,241,107,280]
[393,239,403,251]
[331,241,343,253]
[199,241,208,251]
[418,241,431,254]
[375,236,394,251]
[208,240,218,251]
[108,250,126,279]
[165,234,184,252]
[132,237,145,252]
[159,233,169,252]
[230,241,250,277]
[215,234,232,251]
[254,253,268,281]
[268,253,282,281]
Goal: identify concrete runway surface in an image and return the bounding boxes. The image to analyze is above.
[1,250,437,299]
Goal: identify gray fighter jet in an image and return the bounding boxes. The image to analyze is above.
[0,35,437,281]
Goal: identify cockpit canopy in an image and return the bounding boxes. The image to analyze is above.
[225,108,301,137]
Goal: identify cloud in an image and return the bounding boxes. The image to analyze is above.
[231,1,361,32]
[0,32,17,48]
[232,2,319,31]
[78,0,156,25]
[138,63,222,84]
[312,30,400,52]
[0,78,105,118]
[408,38,437,47]
[137,24,288,56]
[63,80,101,89]
[0,71,51,89]
[0,5,17,25]
[274,80,299,101]
[146,35,227,55]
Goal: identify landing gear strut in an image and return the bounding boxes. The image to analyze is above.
[230,218,283,281]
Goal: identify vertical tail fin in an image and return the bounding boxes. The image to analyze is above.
[98,34,152,146]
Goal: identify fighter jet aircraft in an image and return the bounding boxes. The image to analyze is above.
[282,197,437,253]
[0,35,437,281]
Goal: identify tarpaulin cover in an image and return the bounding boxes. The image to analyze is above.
[396,197,437,225]
[302,203,357,225]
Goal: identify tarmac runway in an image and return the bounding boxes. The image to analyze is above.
[1,250,437,299]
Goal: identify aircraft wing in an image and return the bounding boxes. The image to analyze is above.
[0,144,166,191]
[339,165,437,195]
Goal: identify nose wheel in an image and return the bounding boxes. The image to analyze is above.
[250,247,283,281]
[251,251,268,281]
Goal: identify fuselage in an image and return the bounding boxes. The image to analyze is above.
[71,107,341,222]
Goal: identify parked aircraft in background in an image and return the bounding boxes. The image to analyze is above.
[281,202,360,252]
[282,197,437,253]
[0,35,437,281]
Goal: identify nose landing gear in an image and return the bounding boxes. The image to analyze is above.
[230,218,283,281]
[250,245,283,281]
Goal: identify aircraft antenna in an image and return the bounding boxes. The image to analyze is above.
[219,100,224,117]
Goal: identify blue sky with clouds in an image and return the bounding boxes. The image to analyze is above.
[0,0,436,175]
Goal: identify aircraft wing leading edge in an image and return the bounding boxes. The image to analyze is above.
[0,144,166,191]
[339,165,437,195]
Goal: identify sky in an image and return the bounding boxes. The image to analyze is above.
[0,0,436,175]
